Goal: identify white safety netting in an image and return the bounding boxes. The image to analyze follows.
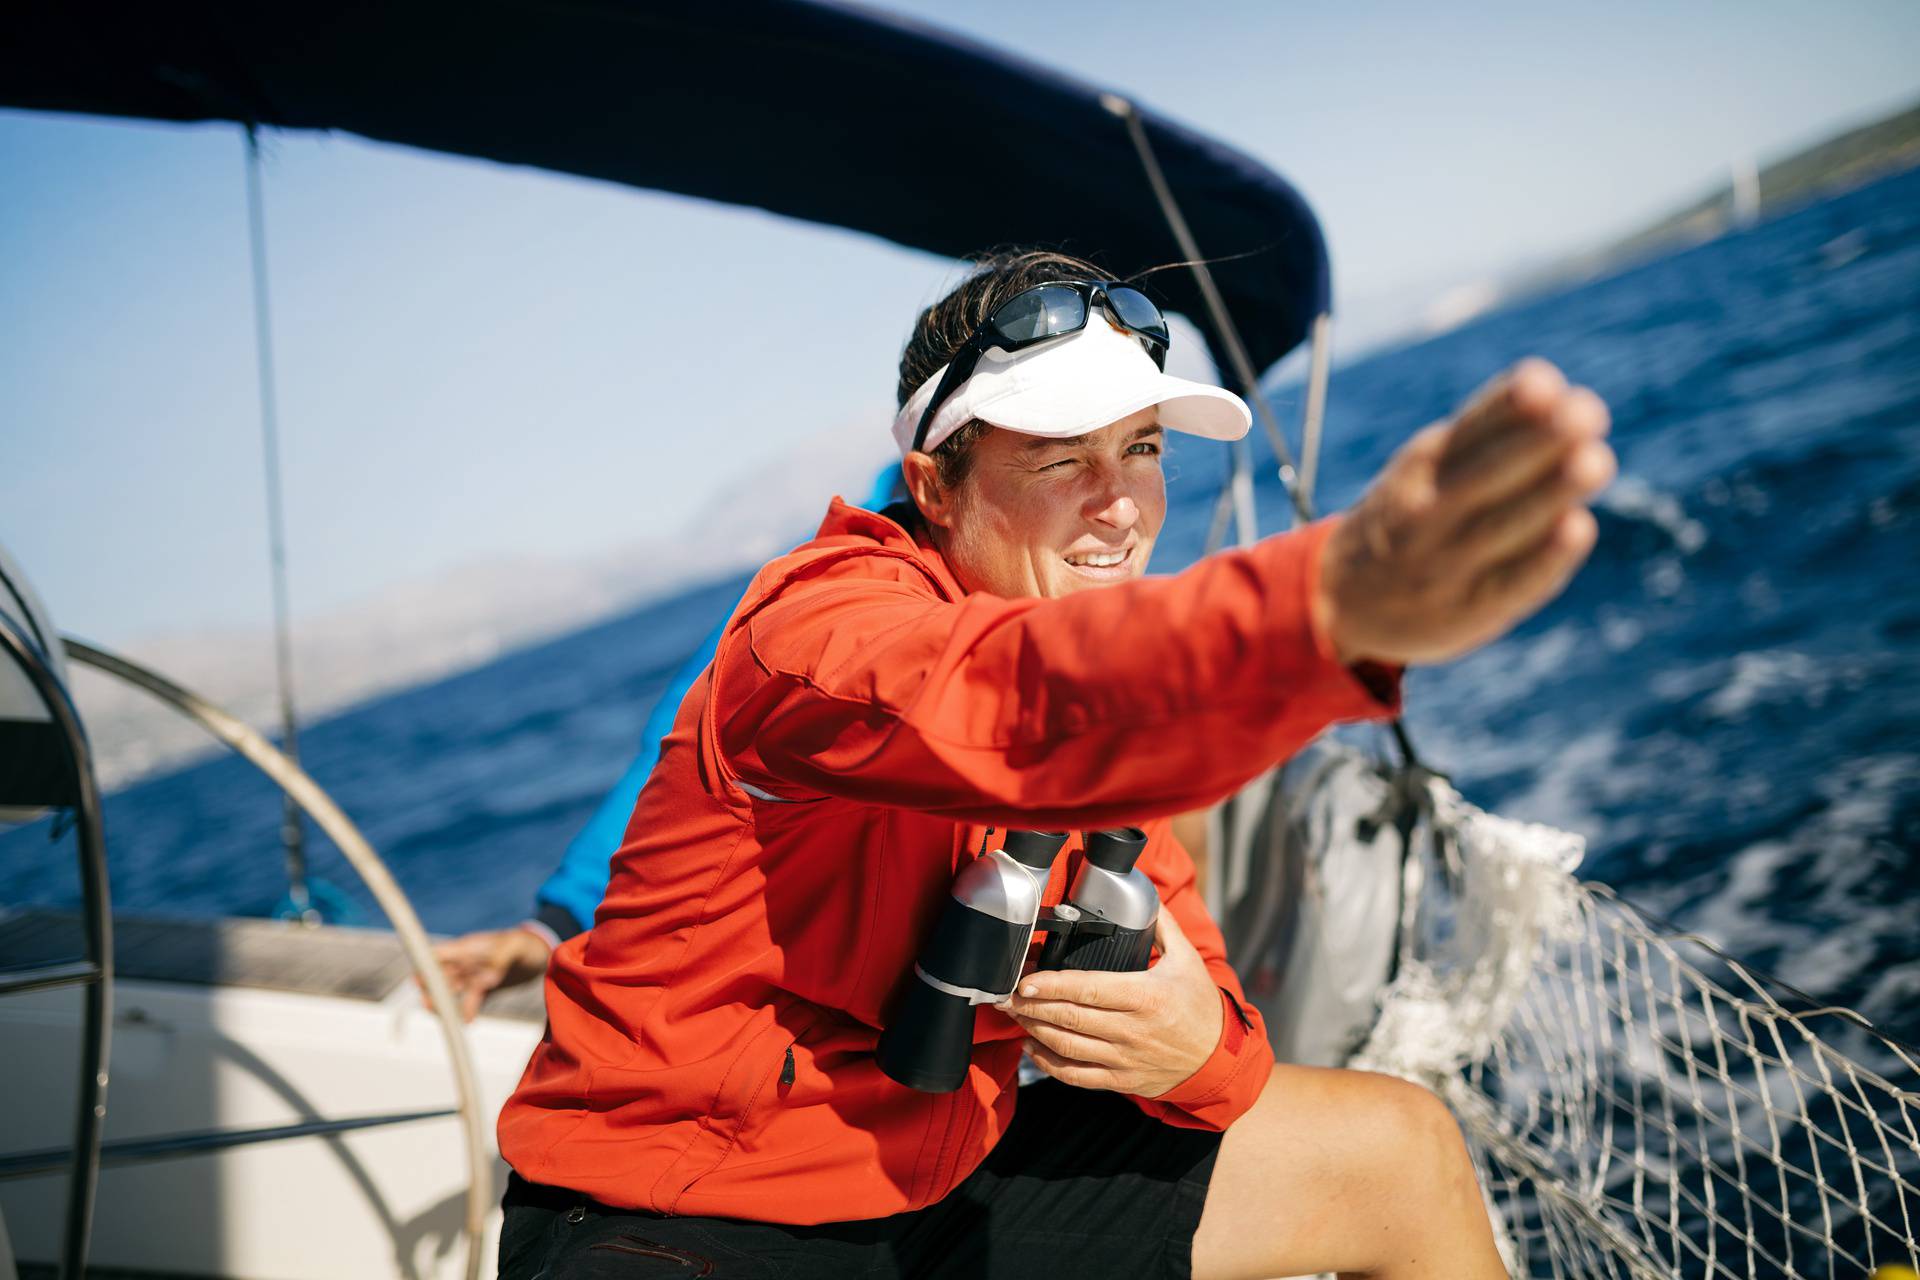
[1354,780,1920,1279]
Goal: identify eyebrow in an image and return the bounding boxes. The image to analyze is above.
[1016,423,1164,455]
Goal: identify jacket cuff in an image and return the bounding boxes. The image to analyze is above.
[1294,516,1403,715]
[1156,987,1255,1110]
[533,899,585,943]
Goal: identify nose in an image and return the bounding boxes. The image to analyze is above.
[1085,462,1141,531]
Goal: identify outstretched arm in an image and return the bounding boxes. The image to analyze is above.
[718,516,1395,829]
[718,359,1611,830]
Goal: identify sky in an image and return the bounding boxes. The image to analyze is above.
[4,0,1919,647]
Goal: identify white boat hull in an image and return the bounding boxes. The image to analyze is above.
[1,951,540,1278]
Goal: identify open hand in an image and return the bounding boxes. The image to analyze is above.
[420,926,552,1022]
[1000,908,1223,1098]
[1317,358,1616,666]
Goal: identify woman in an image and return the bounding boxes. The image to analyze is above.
[496,248,1614,1278]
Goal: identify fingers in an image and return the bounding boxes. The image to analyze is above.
[1466,507,1599,627]
[1438,376,1608,514]
[433,935,488,965]
[1322,355,1618,669]
[419,969,486,1022]
[1154,905,1197,958]
[1001,994,1130,1040]
[1012,967,1147,1010]
[1024,1041,1122,1091]
[1008,916,1198,1026]
[1449,433,1616,570]
[422,939,497,1023]
[421,965,488,1021]
[1013,1014,1118,1065]
[1436,358,1567,479]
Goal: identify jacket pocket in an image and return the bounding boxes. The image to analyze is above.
[654,1005,819,1215]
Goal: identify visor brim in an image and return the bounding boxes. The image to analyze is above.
[970,371,1251,443]
[890,316,1253,457]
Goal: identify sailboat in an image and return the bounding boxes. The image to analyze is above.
[2,5,1914,1279]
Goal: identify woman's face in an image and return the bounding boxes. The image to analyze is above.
[917,407,1168,599]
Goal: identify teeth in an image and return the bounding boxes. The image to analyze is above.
[1067,550,1127,568]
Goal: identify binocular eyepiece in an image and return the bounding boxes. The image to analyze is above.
[876,827,1159,1093]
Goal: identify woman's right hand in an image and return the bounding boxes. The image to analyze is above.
[422,926,554,1022]
[1316,358,1616,667]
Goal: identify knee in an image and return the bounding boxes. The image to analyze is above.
[1366,1072,1454,1136]
[1208,1066,1500,1276]
[1350,1072,1481,1204]
[1267,1067,1476,1198]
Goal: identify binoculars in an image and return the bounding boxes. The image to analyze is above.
[877,827,1158,1093]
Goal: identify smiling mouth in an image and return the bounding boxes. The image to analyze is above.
[1064,546,1132,570]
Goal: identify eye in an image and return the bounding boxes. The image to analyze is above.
[1127,440,1162,457]
[1037,456,1078,472]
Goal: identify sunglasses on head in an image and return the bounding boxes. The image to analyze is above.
[909,280,1171,453]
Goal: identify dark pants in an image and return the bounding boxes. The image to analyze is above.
[500,1079,1223,1279]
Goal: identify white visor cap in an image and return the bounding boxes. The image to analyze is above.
[890,316,1252,459]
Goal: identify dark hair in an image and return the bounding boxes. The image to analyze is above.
[897,247,1110,489]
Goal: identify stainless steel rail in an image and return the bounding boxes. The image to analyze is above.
[0,960,103,998]
[0,1109,457,1181]
[58,637,488,1280]
[0,614,111,1280]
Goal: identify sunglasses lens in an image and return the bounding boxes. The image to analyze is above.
[991,284,1087,344]
[1105,286,1170,345]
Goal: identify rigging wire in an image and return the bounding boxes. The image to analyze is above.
[1297,312,1333,499]
[1104,93,1313,528]
[1105,94,1425,771]
[243,126,313,921]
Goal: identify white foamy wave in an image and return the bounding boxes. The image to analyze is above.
[1649,647,1877,722]
[1660,752,1918,1017]
[1599,474,1708,554]
[1701,648,1821,719]
[1463,622,1582,705]
[1488,722,1626,847]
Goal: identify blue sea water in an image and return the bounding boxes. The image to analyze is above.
[5,166,1918,1042]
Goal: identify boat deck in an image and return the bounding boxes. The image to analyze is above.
[0,908,547,1021]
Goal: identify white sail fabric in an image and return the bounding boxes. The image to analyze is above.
[1230,744,1407,1068]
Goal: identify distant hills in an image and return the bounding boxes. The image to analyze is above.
[1602,99,1920,264]
[1399,97,1920,344]
[70,423,893,792]
[1499,98,1920,315]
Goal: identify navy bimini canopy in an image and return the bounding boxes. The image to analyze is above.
[2,0,1330,377]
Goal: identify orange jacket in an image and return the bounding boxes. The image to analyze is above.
[498,499,1399,1224]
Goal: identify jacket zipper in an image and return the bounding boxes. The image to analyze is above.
[661,1013,817,1212]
